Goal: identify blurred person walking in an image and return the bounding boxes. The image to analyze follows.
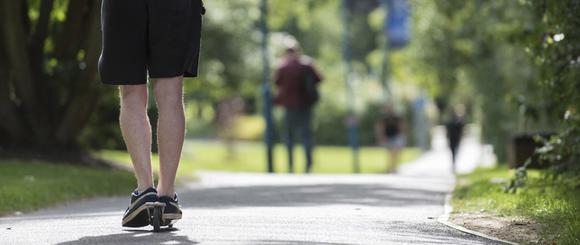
[98,0,205,228]
[216,96,245,160]
[445,108,465,173]
[274,43,324,173]
[375,104,406,173]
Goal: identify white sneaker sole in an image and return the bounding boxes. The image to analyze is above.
[122,202,165,226]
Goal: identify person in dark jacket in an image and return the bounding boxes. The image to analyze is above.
[446,110,465,173]
[274,43,323,173]
[375,104,406,173]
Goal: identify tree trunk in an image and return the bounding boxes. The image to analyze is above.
[0,0,110,165]
[55,0,103,147]
[0,0,36,108]
[0,26,25,144]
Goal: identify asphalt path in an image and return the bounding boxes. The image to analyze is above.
[0,130,500,244]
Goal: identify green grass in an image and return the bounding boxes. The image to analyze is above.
[98,140,422,176]
[453,166,580,244]
[0,142,419,217]
[0,159,134,216]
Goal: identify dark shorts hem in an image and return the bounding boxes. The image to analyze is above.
[101,80,147,86]
[101,71,199,85]
[98,0,203,85]
[99,72,148,85]
[148,72,198,79]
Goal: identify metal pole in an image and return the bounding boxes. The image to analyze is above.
[260,0,275,173]
[380,0,390,101]
[341,0,360,173]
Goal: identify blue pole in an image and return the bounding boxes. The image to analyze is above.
[380,0,390,102]
[341,0,360,173]
[260,0,275,173]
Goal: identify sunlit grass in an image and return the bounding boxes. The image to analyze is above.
[98,140,422,176]
[452,166,580,244]
[0,159,134,216]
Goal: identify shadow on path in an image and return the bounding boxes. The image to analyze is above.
[0,179,448,222]
[181,183,447,209]
[242,241,354,245]
[55,230,363,245]
[56,229,198,245]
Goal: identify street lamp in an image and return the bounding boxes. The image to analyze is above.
[341,0,360,173]
[260,0,275,173]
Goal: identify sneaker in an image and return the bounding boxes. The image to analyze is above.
[159,194,182,225]
[122,187,159,227]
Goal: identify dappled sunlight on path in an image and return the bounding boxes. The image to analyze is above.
[0,127,499,244]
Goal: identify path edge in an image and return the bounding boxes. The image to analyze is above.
[437,192,519,245]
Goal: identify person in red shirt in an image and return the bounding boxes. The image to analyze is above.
[274,43,323,173]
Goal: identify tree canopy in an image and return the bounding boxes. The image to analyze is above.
[0,0,577,170]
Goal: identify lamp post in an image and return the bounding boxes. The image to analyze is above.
[380,0,391,102]
[341,0,360,173]
[260,0,275,173]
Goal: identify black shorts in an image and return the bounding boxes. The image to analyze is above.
[98,0,204,85]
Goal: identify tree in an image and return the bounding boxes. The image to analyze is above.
[525,0,580,175]
[0,0,108,163]
[407,0,539,161]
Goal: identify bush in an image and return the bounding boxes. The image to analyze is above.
[312,101,388,146]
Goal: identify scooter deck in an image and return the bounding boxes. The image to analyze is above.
[143,202,166,208]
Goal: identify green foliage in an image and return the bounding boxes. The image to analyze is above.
[504,0,580,189]
[80,90,124,150]
[504,161,529,194]
[99,141,422,174]
[410,0,579,170]
[357,102,386,146]
[311,102,348,145]
[185,0,398,147]
[309,101,395,146]
[525,0,580,176]
[0,159,134,216]
[454,167,580,244]
[189,0,262,101]
[540,113,580,176]
[410,0,539,161]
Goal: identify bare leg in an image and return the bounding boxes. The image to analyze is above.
[385,149,390,173]
[153,76,185,197]
[119,85,154,192]
[390,149,400,173]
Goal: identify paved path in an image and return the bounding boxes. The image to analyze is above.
[0,128,499,244]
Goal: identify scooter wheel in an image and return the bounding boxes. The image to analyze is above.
[152,207,161,232]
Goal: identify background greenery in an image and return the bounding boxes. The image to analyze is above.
[1,0,577,166]
[408,0,578,168]
[1,3,578,241]
[98,141,421,175]
[453,167,580,244]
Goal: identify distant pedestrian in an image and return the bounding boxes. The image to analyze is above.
[274,42,324,173]
[446,109,465,173]
[216,96,245,160]
[375,104,406,173]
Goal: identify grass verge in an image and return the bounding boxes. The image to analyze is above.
[0,159,134,216]
[452,166,580,244]
[98,140,422,176]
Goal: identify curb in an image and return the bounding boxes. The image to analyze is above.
[437,193,519,245]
